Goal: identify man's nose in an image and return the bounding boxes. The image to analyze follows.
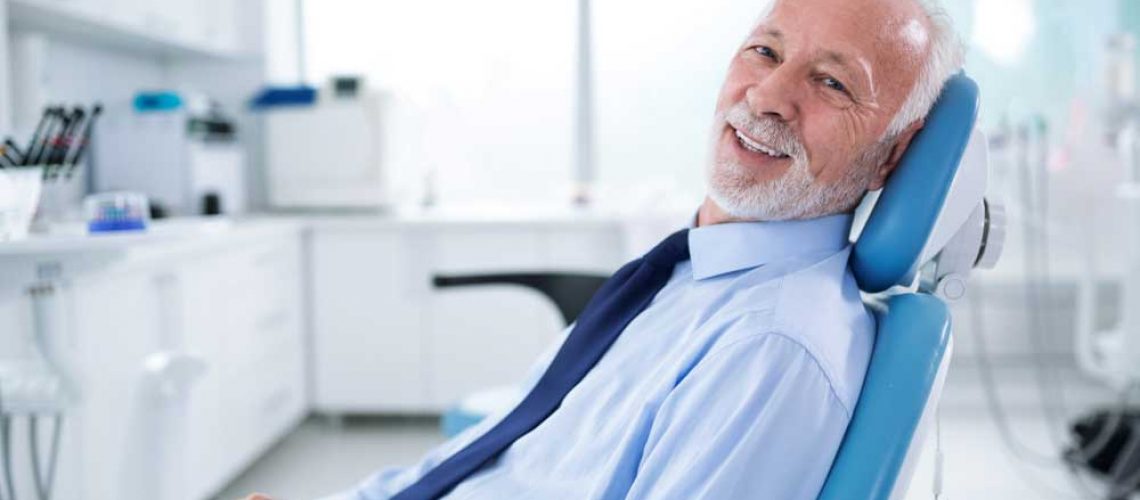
[745,69,799,123]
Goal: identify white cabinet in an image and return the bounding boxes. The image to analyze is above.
[310,220,626,414]
[65,271,166,500]
[310,229,430,412]
[7,0,249,57]
[0,224,307,500]
[177,237,306,499]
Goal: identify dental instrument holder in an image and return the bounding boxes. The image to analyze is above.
[1,263,73,500]
[1078,32,1140,389]
[3,262,74,414]
[33,163,89,232]
[0,167,43,241]
[84,192,149,233]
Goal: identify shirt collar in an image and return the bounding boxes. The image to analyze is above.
[688,214,854,281]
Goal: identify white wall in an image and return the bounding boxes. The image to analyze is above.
[0,1,12,135]
[592,0,768,210]
[263,0,302,84]
[7,33,166,135]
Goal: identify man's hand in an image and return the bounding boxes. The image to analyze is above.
[241,494,273,500]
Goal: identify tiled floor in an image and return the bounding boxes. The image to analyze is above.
[216,364,1131,500]
[215,416,445,500]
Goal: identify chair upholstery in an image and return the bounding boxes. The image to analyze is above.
[817,295,952,500]
[851,74,980,293]
[819,73,980,499]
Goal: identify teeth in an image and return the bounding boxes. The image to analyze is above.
[735,129,787,158]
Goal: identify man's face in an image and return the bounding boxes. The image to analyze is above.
[706,0,931,221]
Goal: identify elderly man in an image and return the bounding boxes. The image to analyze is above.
[250,0,964,498]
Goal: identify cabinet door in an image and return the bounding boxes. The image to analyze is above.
[176,257,234,500]
[311,229,429,412]
[223,238,307,468]
[66,271,167,500]
[179,236,307,498]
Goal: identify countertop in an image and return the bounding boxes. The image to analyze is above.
[0,217,303,258]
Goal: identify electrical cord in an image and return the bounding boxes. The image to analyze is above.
[1011,118,1129,478]
[0,390,13,500]
[969,284,1067,466]
[933,407,944,499]
[1016,121,1074,451]
[1064,386,1135,469]
[1105,425,1140,499]
[46,415,60,500]
[978,115,1140,499]
[23,279,66,500]
[26,415,61,500]
[970,281,1111,500]
[28,418,41,500]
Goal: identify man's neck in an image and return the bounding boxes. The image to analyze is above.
[697,197,861,227]
[697,197,740,227]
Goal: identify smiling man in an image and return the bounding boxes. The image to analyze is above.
[251,0,964,499]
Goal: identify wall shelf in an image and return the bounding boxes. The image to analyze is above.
[6,0,254,60]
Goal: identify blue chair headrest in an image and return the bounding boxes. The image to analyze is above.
[851,73,980,293]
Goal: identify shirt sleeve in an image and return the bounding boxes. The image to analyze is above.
[625,332,851,500]
[321,326,572,500]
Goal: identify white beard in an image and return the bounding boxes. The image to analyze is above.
[705,103,889,221]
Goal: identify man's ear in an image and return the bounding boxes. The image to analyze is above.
[867,119,924,191]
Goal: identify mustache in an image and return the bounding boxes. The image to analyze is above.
[722,102,806,161]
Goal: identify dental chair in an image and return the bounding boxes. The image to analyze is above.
[435,73,1004,499]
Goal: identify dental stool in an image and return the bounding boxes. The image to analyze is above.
[438,74,1005,499]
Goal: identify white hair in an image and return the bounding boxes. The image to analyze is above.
[883,0,966,139]
[752,0,966,139]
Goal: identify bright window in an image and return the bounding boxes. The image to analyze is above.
[303,0,577,206]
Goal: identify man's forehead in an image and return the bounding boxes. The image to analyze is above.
[756,26,862,65]
[756,0,930,63]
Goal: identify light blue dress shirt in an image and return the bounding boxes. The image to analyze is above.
[335,214,875,500]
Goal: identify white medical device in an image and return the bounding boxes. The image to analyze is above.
[263,94,388,210]
[1077,33,1140,389]
[93,101,247,217]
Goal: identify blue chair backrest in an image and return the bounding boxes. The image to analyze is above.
[851,74,980,293]
[817,74,980,500]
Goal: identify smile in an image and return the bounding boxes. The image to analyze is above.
[734,128,790,159]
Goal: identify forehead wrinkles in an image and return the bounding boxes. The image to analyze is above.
[871,16,931,104]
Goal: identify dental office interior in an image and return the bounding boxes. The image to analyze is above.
[0,0,1138,498]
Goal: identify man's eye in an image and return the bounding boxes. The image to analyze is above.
[755,46,778,60]
[822,77,848,94]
